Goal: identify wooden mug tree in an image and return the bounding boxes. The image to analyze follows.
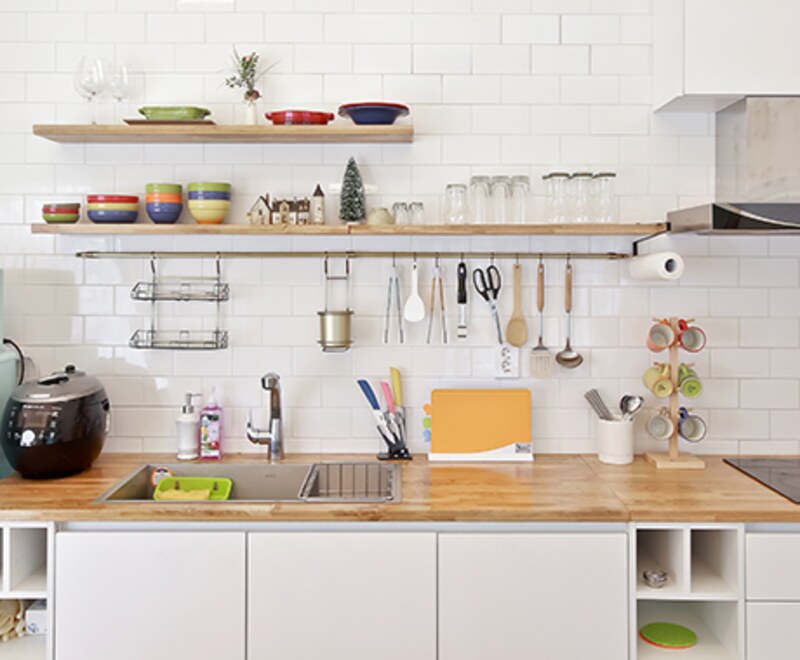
[644,317,705,470]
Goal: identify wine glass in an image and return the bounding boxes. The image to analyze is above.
[74,57,107,124]
[107,61,132,123]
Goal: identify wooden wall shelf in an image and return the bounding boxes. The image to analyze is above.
[31,222,666,236]
[32,123,413,144]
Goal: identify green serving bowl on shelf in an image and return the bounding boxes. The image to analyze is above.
[138,106,211,121]
[146,183,183,194]
[42,212,79,224]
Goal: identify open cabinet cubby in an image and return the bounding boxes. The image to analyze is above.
[0,523,53,660]
[632,524,744,660]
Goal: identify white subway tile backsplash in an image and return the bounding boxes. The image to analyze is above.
[532,45,589,74]
[501,14,560,44]
[562,15,620,44]
[0,2,792,458]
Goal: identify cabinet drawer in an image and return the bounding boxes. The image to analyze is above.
[747,534,800,600]
[747,603,800,660]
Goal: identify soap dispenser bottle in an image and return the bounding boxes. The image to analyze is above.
[176,393,200,461]
[199,387,223,460]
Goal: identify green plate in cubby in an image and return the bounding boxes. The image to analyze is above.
[640,622,698,649]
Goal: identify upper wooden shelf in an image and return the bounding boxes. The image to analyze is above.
[31,222,665,236]
[32,123,413,144]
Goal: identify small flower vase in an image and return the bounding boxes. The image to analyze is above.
[245,99,258,125]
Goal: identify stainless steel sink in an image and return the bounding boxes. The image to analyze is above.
[95,462,400,504]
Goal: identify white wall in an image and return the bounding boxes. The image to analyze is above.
[1,0,796,457]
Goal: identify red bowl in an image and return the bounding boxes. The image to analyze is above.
[43,206,81,214]
[265,110,335,125]
[87,194,139,203]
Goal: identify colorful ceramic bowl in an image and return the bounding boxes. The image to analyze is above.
[86,202,140,211]
[145,183,182,194]
[87,194,139,204]
[43,203,80,211]
[188,182,232,193]
[188,208,226,224]
[187,200,231,211]
[138,106,210,121]
[338,102,410,125]
[187,191,230,201]
[146,193,182,204]
[43,213,80,223]
[87,209,139,224]
[146,202,182,224]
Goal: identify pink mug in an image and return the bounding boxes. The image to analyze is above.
[646,319,676,352]
[678,319,706,353]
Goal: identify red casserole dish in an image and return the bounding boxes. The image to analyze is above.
[265,110,335,125]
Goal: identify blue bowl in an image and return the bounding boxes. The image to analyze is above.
[338,102,410,125]
[188,191,231,200]
[87,209,139,224]
[146,202,182,224]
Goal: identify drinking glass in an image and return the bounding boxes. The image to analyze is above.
[74,56,107,124]
[469,175,490,224]
[443,184,468,224]
[490,175,510,224]
[591,172,616,223]
[392,202,409,225]
[409,201,425,225]
[510,175,530,224]
[543,172,569,224]
[569,172,593,224]
[107,61,132,123]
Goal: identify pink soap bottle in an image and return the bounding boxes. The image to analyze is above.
[199,387,223,460]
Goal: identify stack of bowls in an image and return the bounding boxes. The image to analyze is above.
[42,202,80,224]
[187,182,231,225]
[86,194,139,224]
[146,183,183,224]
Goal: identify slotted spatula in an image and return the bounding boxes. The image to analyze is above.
[530,259,554,377]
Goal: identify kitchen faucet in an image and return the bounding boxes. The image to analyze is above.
[246,372,283,462]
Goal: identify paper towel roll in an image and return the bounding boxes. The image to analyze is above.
[628,251,684,281]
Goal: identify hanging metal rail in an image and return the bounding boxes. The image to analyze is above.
[75,250,630,261]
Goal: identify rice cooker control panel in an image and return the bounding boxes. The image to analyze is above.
[7,403,61,447]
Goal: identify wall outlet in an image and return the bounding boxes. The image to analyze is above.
[494,344,520,379]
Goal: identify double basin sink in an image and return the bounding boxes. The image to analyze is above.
[96,461,400,504]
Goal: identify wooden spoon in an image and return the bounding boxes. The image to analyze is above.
[505,263,528,347]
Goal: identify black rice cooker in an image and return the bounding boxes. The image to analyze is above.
[1,365,110,479]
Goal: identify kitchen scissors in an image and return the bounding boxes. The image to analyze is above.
[473,264,503,344]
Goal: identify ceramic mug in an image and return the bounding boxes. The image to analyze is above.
[678,319,707,353]
[678,363,702,398]
[646,408,675,440]
[678,407,707,443]
[646,319,675,352]
[642,363,674,398]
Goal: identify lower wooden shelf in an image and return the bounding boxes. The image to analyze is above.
[31,222,666,236]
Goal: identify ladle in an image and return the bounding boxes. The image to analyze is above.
[555,260,583,369]
[620,394,644,421]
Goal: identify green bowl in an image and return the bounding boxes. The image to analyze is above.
[188,182,232,192]
[146,183,182,193]
[138,106,211,120]
[43,213,79,224]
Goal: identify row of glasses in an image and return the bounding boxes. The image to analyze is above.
[543,171,617,224]
[74,56,132,124]
[444,175,531,225]
[391,201,425,225]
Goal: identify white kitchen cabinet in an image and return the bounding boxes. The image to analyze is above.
[54,532,245,660]
[248,532,436,660]
[745,532,800,659]
[654,0,800,111]
[438,532,628,660]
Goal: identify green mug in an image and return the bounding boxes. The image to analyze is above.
[678,363,702,398]
[643,363,673,398]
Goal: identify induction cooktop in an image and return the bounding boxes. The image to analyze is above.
[724,458,800,504]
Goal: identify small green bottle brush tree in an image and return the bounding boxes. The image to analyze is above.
[339,157,366,224]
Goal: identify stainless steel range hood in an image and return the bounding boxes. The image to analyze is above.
[668,203,800,235]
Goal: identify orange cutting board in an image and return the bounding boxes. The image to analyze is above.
[426,389,531,458]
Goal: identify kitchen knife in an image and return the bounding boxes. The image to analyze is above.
[457,261,468,339]
[389,367,406,440]
[356,379,395,448]
[379,380,405,446]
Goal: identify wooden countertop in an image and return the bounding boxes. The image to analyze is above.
[0,453,799,523]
